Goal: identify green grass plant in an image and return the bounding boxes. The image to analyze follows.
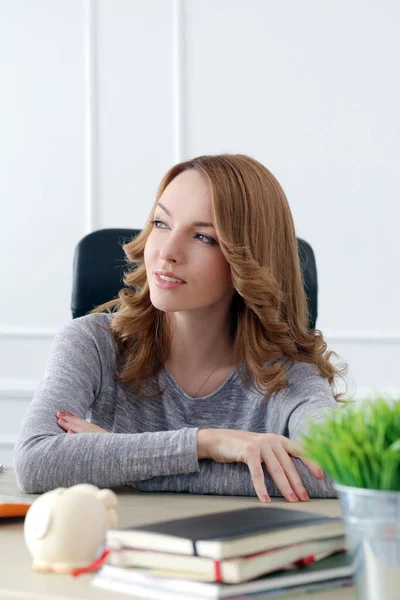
[301,396,400,490]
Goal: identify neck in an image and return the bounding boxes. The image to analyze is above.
[166,310,234,372]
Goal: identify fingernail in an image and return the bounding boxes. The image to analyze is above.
[66,412,74,417]
[57,411,65,416]
[290,493,299,502]
[262,495,271,503]
[301,491,310,501]
[317,469,324,478]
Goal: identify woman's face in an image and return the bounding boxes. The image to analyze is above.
[144,169,234,316]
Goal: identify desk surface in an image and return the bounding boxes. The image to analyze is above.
[0,467,356,600]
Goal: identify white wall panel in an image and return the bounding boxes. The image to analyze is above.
[0,0,87,329]
[0,438,18,470]
[184,0,400,335]
[0,334,52,381]
[96,0,177,229]
[326,338,400,399]
[0,0,88,464]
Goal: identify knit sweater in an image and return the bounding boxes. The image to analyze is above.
[14,313,337,497]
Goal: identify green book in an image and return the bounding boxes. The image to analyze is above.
[92,551,353,599]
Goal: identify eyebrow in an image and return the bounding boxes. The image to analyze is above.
[156,202,215,228]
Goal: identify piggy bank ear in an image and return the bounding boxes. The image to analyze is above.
[33,508,53,540]
[97,489,118,509]
[69,484,99,496]
[106,507,118,529]
[30,488,65,540]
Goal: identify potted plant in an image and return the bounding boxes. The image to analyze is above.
[301,396,400,600]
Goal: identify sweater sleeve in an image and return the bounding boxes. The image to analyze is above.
[285,361,338,441]
[13,316,199,494]
[134,459,337,498]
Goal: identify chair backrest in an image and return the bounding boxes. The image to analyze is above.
[71,228,318,328]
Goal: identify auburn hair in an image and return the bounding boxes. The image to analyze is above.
[93,154,347,400]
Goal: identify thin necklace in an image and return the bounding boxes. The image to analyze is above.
[193,347,230,398]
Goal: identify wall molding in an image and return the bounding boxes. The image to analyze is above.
[172,0,185,162]
[0,376,399,402]
[0,327,57,339]
[0,327,399,343]
[324,330,400,344]
[84,0,97,233]
[349,386,400,400]
[0,380,38,400]
[0,434,18,447]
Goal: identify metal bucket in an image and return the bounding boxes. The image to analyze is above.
[335,483,400,600]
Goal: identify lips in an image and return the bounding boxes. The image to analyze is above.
[154,270,186,283]
[154,273,186,290]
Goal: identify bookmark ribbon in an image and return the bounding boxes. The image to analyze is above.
[72,549,110,578]
[214,560,223,583]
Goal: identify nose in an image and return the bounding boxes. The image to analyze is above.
[158,232,184,264]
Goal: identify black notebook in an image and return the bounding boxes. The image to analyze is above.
[106,506,344,560]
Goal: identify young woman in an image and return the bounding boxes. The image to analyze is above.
[14,154,346,501]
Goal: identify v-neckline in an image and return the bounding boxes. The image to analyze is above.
[160,364,242,400]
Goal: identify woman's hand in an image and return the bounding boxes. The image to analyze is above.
[56,411,108,434]
[196,429,324,504]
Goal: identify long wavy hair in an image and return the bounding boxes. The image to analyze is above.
[93,154,347,400]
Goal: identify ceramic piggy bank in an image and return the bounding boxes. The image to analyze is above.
[24,483,118,573]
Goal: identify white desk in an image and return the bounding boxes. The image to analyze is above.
[0,467,356,600]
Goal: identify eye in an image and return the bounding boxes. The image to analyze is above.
[151,220,216,245]
[196,233,217,245]
[150,219,168,229]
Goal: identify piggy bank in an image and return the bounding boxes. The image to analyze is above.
[24,483,118,573]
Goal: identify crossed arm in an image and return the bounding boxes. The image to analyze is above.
[56,412,336,501]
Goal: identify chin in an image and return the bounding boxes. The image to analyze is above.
[149,292,200,313]
[148,291,180,313]
[150,301,176,312]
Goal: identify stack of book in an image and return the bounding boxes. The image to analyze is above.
[92,506,353,599]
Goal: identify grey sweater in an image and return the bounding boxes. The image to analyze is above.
[14,313,338,498]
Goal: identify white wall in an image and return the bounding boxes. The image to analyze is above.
[1,0,399,465]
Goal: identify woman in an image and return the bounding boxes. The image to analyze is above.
[14,154,346,501]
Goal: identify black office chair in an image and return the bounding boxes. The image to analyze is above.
[72,228,318,328]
